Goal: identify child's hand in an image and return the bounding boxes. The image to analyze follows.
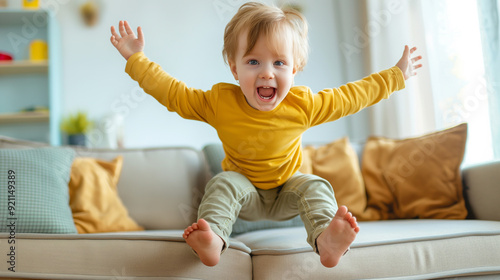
[110,20,144,60]
[395,45,422,80]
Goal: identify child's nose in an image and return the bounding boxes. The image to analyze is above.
[259,65,274,79]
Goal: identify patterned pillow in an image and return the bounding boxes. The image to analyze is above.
[0,147,77,234]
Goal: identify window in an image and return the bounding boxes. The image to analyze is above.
[423,0,494,166]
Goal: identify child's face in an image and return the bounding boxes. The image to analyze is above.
[229,31,297,112]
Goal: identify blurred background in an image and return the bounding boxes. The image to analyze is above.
[0,0,498,166]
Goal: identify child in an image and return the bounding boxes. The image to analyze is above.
[110,2,422,268]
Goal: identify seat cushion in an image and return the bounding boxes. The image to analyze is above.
[236,219,500,279]
[0,230,252,280]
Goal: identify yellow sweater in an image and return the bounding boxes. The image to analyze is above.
[126,52,405,189]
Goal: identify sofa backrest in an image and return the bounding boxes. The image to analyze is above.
[73,146,209,230]
[0,136,209,230]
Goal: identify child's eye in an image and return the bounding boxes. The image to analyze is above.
[248,60,258,65]
[274,61,285,66]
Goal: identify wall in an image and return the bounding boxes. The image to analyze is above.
[38,0,369,149]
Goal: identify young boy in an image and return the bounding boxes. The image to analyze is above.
[110,2,421,268]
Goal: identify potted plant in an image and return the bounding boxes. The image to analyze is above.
[60,111,93,146]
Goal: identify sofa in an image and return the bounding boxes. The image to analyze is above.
[0,124,500,280]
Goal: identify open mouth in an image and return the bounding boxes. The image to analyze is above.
[257,87,276,101]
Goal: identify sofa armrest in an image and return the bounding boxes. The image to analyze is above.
[462,160,500,221]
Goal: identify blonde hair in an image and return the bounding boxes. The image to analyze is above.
[222,2,309,72]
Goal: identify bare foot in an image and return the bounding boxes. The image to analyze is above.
[316,206,360,268]
[183,218,224,266]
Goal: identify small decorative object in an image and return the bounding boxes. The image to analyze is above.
[0,51,13,61]
[80,0,99,26]
[29,40,48,61]
[23,0,39,9]
[92,114,125,149]
[61,111,94,146]
[279,0,304,13]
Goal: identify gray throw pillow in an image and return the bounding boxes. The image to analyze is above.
[0,147,77,234]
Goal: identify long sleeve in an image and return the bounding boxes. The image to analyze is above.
[308,66,405,127]
[125,52,217,123]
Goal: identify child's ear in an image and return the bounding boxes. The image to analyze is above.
[291,66,298,87]
[228,60,239,80]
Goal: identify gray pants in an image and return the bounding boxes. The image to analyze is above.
[197,171,339,253]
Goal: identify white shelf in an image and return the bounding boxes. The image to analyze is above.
[0,60,48,74]
[0,112,50,124]
[0,9,48,25]
[0,9,61,145]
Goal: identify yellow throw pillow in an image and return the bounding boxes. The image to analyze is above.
[69,156,144,233]
[361,137,399,220]
[299,146,314,174]
[302,137,368,220]
[362,123,468,220]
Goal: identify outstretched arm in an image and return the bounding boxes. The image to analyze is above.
[110,20,144,60]
[396,45,423,80]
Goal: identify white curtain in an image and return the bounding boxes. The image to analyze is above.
[477,0,500,159]
[333,0,435,139]
[334,0,495,165]
[365,0,435,139]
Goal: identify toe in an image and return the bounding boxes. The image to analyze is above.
[197,219,211,231]
[349,216,358,228]
[345,211,353,221]
[335,206,348,218]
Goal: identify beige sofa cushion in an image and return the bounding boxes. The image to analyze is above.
[238,219,500,279]
[0,231,252,280]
